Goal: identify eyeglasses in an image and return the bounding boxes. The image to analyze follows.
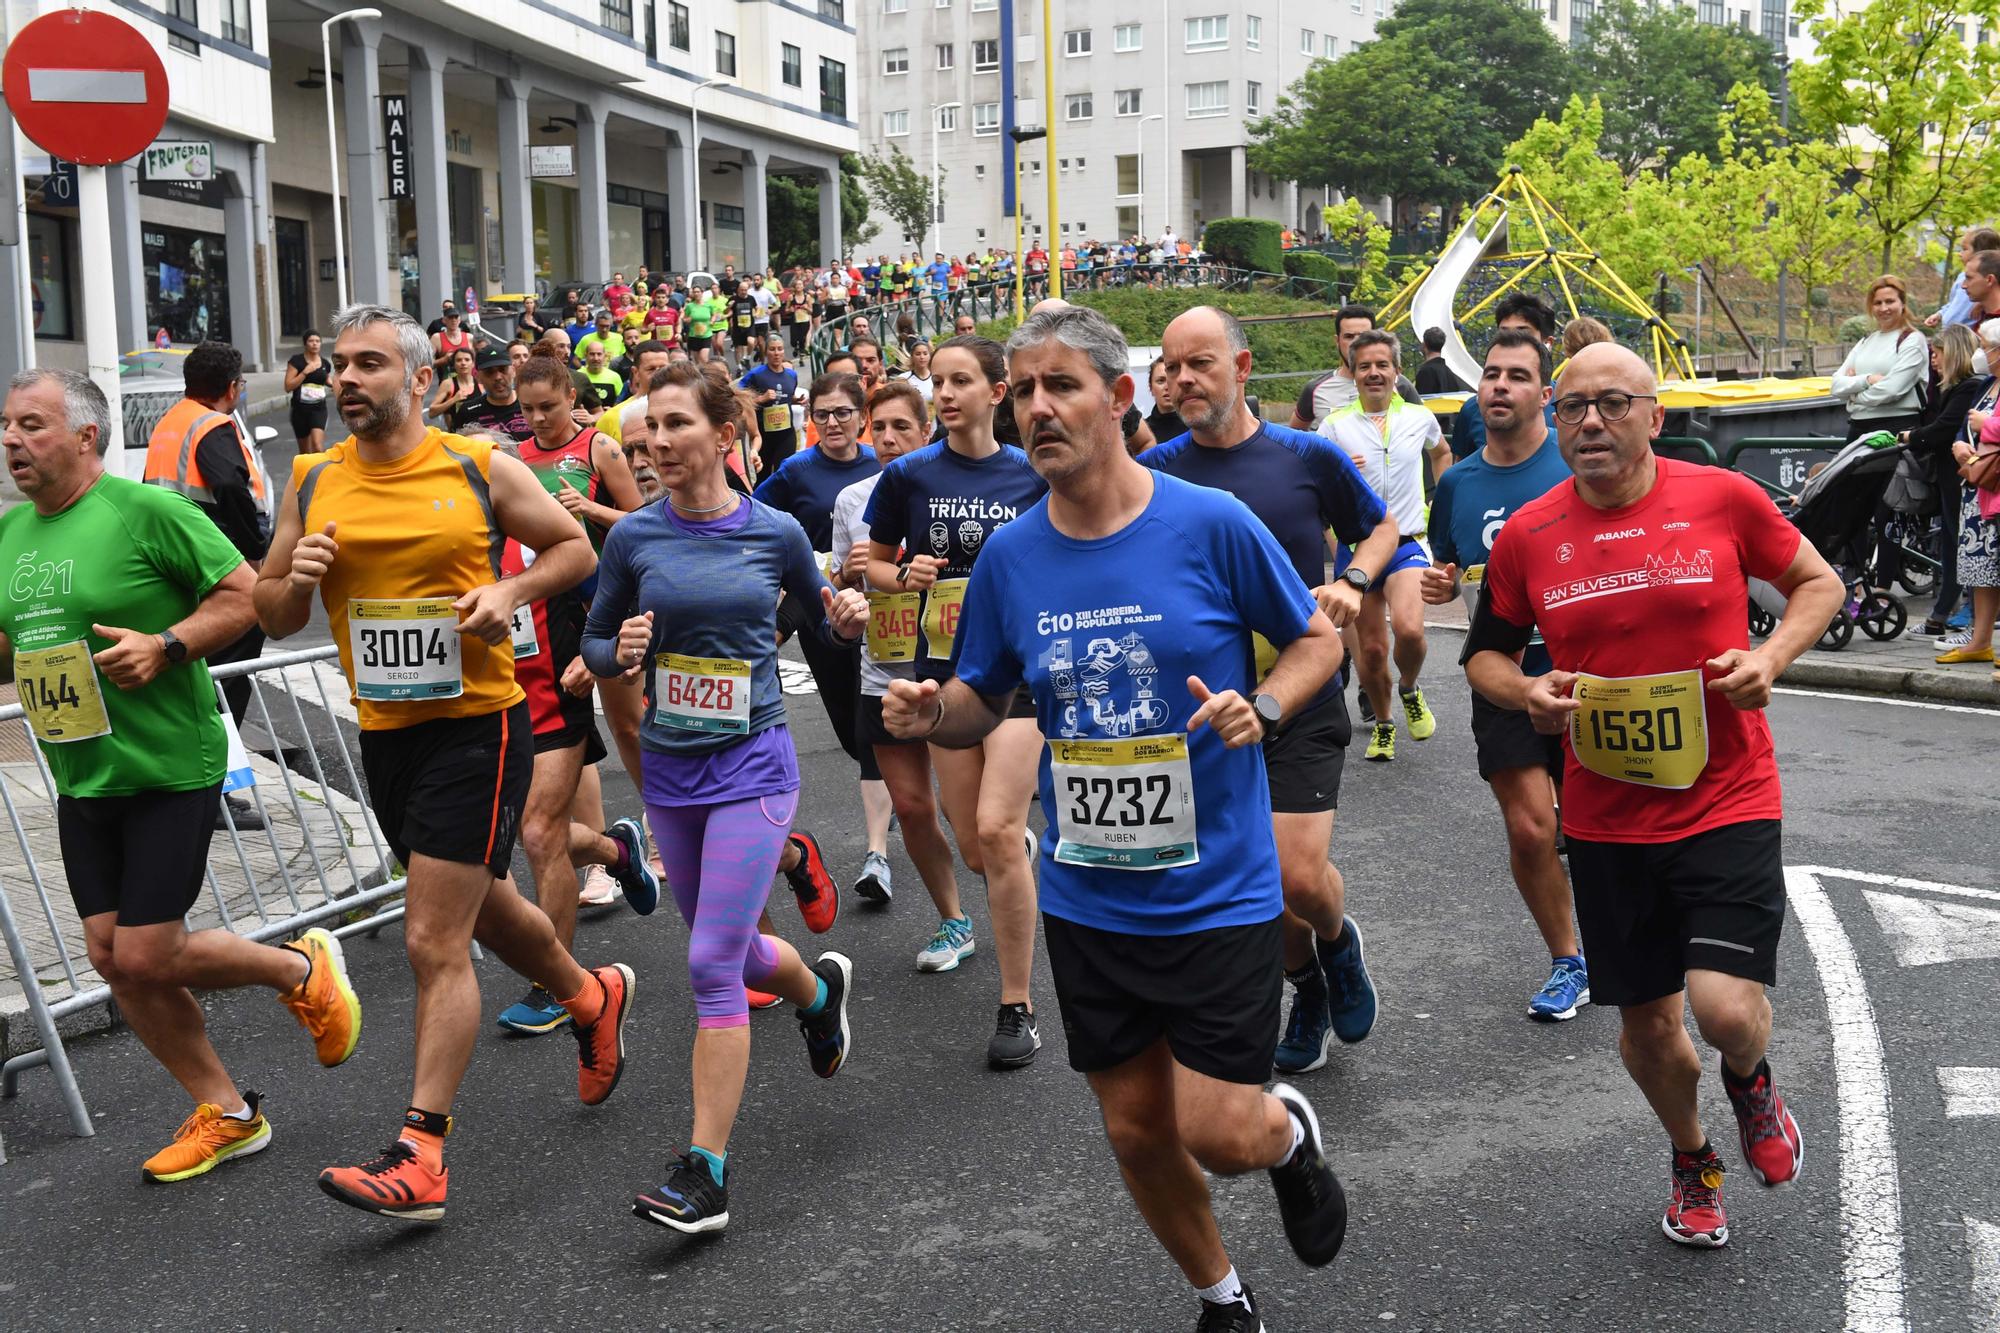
[810,407,857,425]
[1552,392,1656,425]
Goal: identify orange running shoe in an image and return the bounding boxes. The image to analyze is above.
[142,1093,272,1183]
[318,1141,449,1222]
[783,832,839,934]
[279,927,362,1067]
[746,987,783,1010]
[573,963,635,1105]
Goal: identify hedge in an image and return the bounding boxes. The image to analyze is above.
[1283,250,1347,286]
[1201,218,1284,275]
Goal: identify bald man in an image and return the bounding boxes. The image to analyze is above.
[1463,341,1843,1249]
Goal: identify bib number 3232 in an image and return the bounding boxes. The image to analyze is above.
[1050,734,1198,870]
[348,598,464,701]
[654,653,752,733]
[1569,669,1708,789]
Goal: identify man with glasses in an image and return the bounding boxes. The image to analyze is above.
[1463,342,1844,1249]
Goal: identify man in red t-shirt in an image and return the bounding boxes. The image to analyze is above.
[1463,343,1843,1251]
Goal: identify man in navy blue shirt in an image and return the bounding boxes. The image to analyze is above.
[1146,306,1401,1077]
[738,335,802,481]
[882,306,1349,1329]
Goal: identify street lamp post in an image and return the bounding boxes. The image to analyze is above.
[930,100,960,256]
[688,77,726,271]
[1136,113,1163,241]
[321,7,382,310]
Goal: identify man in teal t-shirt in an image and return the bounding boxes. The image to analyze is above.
[0,367,362,1183]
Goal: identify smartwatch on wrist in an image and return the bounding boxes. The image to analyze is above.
[158,629,188,664]
[1251,692,1283,728]
[895,560,913,588]
[1340,567,1371,593]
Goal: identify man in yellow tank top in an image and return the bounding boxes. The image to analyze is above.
[254,304,637,1223]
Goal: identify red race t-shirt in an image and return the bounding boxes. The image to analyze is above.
[1481,457,1803,844]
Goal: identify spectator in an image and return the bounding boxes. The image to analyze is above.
[1413,326,1469,396]
[1145,356,1187,444]
[1831,276,1928,442]
[1904,324,1988,637]
[514,293,548,341]
[1942,330,2000,666]
[284,328,330,454]
[1926,227,2000,328]
[1966,250,2000,329]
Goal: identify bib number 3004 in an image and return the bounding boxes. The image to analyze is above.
[654,653,752,733]
[1569,669,1708,789]
[348,598,464,701]
[1049,734,1198,870]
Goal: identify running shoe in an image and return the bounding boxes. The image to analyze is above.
[1319,918,1378,1045]
[1937,625,1973,649]
[142,1094,271,1183]
[1196,1287,1265,1333]
[1937,644,1994,664]
[572,963,635,1105]
[578,865,622,907]
[1400,686,1437,740]
[1363,723,1396,762]
[798,952,853,1079]
[496,984,572,1035]
[1722,1057,1804,1188]
[1662,1146,1729,1247]
[604,818,659,914]
[633,1151,729,1234]
[279,927,362,1067]
[1266,1083,1348,1267]
[916,917,976,972]
[746,987,784,1010]
[318,1140,449,1222]
[988,1002,1041,1069]
[853,849,894,905]
[1528,956,1590,1022]
[784,832,839,933]
[1273,969,1334,1074]
[1357,690,1376,726]
[1023,827,1039,861]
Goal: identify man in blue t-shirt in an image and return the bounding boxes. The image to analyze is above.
[1426,328,1588,1022]
[1144,306,1399,1077]
[737,336,802,481]
[881,306,1349,1329]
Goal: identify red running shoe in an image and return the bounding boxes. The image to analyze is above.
[746,987,783,1010]
[318,1141,449,1222]
[1723,1057,1804,1188]
[572,963,635,1106]
[783,832,839,934]
[1662,1146,1729,1248]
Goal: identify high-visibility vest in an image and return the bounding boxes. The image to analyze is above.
[143,397,267,507]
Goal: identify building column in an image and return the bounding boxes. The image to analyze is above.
[1228,146,1247,219]
[575,100,611,280]
[666,124,697,275]
[106,162,148,352]
[250,142,278,367]
[817,162,842,264]
[407,48,451,316]
[496,77,535,293]
[740,147,768,272]
[1286,180,1301,233]
[224,173,260,359]
[340,23,391,306]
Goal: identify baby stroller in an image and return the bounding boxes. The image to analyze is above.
[1747,431,1909,651]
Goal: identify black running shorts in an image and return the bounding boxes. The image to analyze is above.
[360,702,533,877]
[1264,692,1350,814]
[1469,687,1563,783]
[1565,819,1785,1008]
[57,783,221,926]
[1042,911,1283,1085]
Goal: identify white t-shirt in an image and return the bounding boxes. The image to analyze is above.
[1318,398,1443,535]
[750,287,780,325]
[831,474,913,697]
[905,373,934,403]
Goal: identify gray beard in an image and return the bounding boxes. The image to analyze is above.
[349,390,410,440]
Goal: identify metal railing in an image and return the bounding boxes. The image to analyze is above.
[0,646,405,1155]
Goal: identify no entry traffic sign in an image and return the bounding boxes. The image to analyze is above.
[2,10,169,166]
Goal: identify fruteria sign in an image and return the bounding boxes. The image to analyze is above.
[142,140,212,182]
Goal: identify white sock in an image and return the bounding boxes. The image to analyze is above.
[1196,1267,1245,1307]
[222,1100,255,1121]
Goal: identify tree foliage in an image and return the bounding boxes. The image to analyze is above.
[767,156,875,269]
[855,145,939,251]
[1572,0,1782,175]
[1321,200,1394,302]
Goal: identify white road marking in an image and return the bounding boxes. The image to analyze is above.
[1861,890,2000,967]
[1797,867,2000,906]
[1771,687,2000,716]
[1968,1218,2000,1323]
[1786,867,1909,1332]
[1937,1068,2000,1119]
[778,659,818,695]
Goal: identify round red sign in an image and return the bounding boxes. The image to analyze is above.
[2,10,169,166]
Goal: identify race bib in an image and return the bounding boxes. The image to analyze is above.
[735,312,753,329]
[299,383,327,404]
[654,653,752,733]
[761,403,792,434]
[866,590,921,662]
[1459,562,1485,618]
[348,598,463,701]
[509,603,540,659]
[1569,669,1708,789]
[1251,632,1279,680]
[15,640,112,743]
[1050,735,1199,870]
[922,578,968,660]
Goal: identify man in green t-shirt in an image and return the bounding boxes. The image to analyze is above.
[0,368,362,1183]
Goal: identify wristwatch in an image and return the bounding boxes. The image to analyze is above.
[158,629,188,664]
[1340,566,1372,592]
[895,560,913,588]
[1251,692,1283,728]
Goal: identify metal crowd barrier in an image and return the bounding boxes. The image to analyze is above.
[0,646,407,1157]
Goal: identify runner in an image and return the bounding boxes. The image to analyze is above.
[737,335,801,481]
[727,279,759,372]
[683,286,718,364]
[1318,330,1448,762]
[1464,342,1843,1247]
[864,336,1049,1067]
[581,361,865,1235]
[1421,329,1589,1021]
[883,306,1348,1326]
[450,345,533,441]
[1287,304,1423,432]
[1145,307,1398,1073]
[255,304,635,1223]
[513,353,645,545]
[0,367,360,1183]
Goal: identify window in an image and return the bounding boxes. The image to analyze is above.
[936,103,958,131]
[974,101,1000,134]
[1246,80,1261,116]
[936,43,955,69]
[1245,15,1261,48]
[1569,0,1593,41]
[1116,153,1139,194]
[1699,0,1721,20]
[883,109,910,135]
[820,57,847,115]
[1075,156,1084,169]
[1115,23,1142,50]
[974,164,986,179]
[1058,157,1069,173]
[1030,160,1041,176]
[971,0,996,11]
[1300,27,1315,52]
[884,0,907,11]
[782,43,802,85]
[166,0,198,53]
[1064,28,1092,56]
[715,30,737,75]
[1350,0,1361,12]
[817,0,844,18]
[1065,93,1093,121]
[1186,80,1227,116]
[220,0,251,46]
[973,39,1000,70]
[601,0,634,36]
[1184,15,1228,49]
[1325,34,1337,56]
[1765,0,1789,44]
[668,0,689,49]
[884,47,909,73]
[1115,88,1142,116]
[1117,204,1138,237]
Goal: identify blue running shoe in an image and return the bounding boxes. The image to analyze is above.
[496,984,571,1035]
[633,1151,729,1234]
[1529,955,1590,1022]
[798,952,853,1078]
[1319,917,1378,1044]
[1273,968,1334,1074]
[605,818,660,915]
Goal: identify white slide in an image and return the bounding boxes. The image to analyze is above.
[1409,205,1511,391]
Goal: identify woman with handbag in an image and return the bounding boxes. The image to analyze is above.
[1902,326,1989,637]
[1940,320,2000,668]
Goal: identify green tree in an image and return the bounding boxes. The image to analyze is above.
[1321,200,1394,301]
[1573,0,1782,175]
[855,145,940,251]
[766,157,875,269]
[1791,0,2000,269]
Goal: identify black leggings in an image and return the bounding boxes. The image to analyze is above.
[778,594,881,781]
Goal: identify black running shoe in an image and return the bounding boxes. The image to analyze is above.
[1267,1083,1348,1266]
[798,952,853,1078]
[1196,1286,1265,1332]
[633,1152,730,1234]
[604,818,660,915]
[987,1002,1041,1070]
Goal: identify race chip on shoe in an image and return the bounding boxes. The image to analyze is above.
[1569,669,1708,790]
[1049,734,1199,870]
[654,653,752,733]
[347,598,464,701]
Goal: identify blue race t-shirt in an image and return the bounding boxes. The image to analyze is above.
[737,365,800,434]
[754,444,880,551]
[953,471,1317,935]
[1450,397,1559,460]
[1427,429,1571,676]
